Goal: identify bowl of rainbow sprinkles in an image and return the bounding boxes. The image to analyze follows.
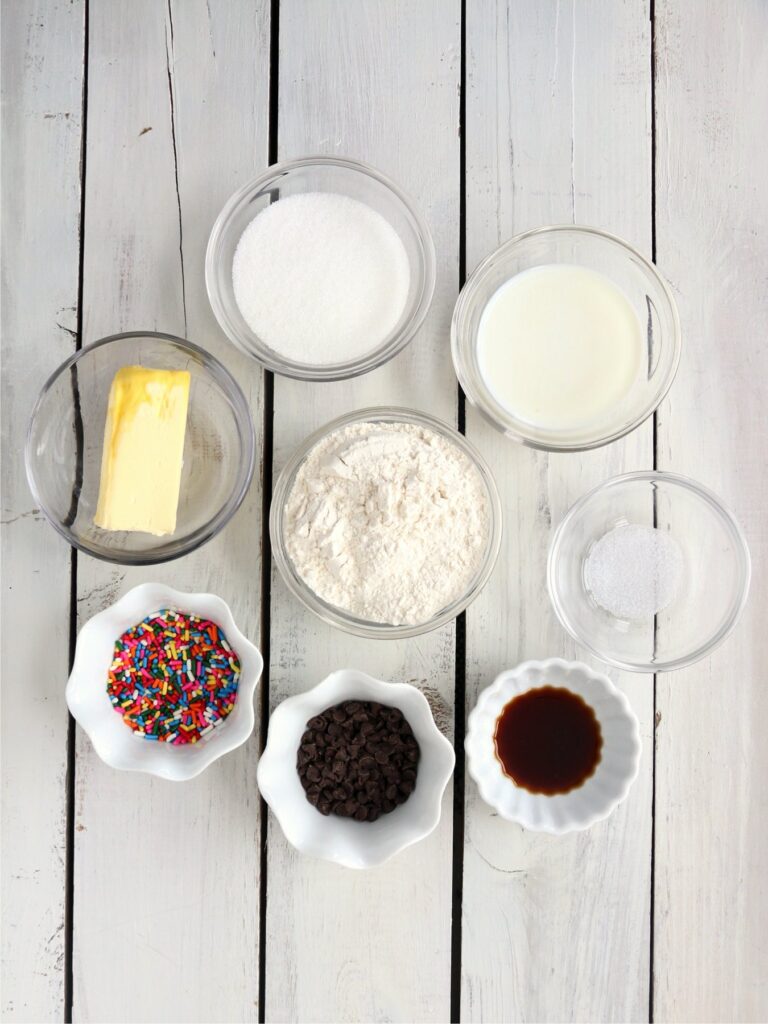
[67,582,263,780]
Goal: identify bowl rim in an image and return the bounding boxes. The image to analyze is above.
[465,658,642,834]
[66,581,264,780]
[205,153,437,381]
[451,223,683,452]
[256,669,456,867]
[25,330,257,566]
[269,406,503,639]
[547,470,752,672]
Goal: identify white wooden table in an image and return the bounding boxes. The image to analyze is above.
[3,2,767,1021]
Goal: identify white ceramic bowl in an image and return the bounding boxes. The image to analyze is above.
[465,659,641,834]
[67,582,263,780]
[257,669,456,868]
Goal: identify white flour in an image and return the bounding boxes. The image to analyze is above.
[232,192,410,365]
[283,421,490,625]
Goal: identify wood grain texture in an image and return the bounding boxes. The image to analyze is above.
[265,2,460,1021]
[461,3,654,1021]
[0,2,84,1019]
[653,2,768,1020]
[71,2,269,1021]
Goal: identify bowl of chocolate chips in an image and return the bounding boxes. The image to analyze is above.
[257,669,456,868]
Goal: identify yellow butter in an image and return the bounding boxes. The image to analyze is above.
[94,365,191,536]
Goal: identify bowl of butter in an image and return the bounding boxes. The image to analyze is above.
[26,331,255,564]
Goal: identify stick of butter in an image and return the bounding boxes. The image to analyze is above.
[94,365,191,536]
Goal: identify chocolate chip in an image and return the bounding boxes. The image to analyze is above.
[296,699,421,824]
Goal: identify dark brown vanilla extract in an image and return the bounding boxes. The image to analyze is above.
[493,686,602,795]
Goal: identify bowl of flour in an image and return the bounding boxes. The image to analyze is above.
[270,408,502,638]
[206,156,436,381]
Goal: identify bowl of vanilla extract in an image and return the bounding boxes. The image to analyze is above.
[465,658,641,834]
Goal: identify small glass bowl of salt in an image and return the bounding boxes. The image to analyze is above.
[547,472,751,672]
[206,156,435,381]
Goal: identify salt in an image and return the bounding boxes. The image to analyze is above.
[232,192,410,365]
[584,523,684,620]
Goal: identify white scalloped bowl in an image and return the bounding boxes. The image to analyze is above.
[465,659,641,834]
[257,669,456,868]
[66,582,263,781]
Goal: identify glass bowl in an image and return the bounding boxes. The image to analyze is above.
[547,472,751,672]
[269,407,503,639]
[206,155,436,381]
[452,225,682,451]
[26,331,256,565]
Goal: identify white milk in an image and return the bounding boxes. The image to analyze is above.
[477,264,643,431]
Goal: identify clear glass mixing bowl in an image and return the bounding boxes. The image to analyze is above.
[452,225,682,451]
[270,407,503,639]
[26,331,256,565]
[547,472,751,672]
[206,156,436,381]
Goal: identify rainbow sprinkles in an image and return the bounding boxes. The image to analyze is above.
[107,609,240,744]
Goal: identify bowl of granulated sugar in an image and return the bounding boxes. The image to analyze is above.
[206,156,436,381]
[548,471,751,672]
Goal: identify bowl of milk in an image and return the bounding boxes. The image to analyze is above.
[451,225,681,451]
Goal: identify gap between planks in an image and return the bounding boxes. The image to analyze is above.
[450,0,469,1020]
[649,0,658,1019]
[258,1,281,1021]
[64,1,90,1020]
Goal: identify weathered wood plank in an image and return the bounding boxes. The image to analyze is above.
[0,1,84,1018]
[71,3,269,1020]
[265,2,461,1020]
[461,3,654,1020]
[653,2,768,1020]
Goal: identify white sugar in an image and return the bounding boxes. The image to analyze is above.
[584,524,684,620]
[232,192,410,365]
